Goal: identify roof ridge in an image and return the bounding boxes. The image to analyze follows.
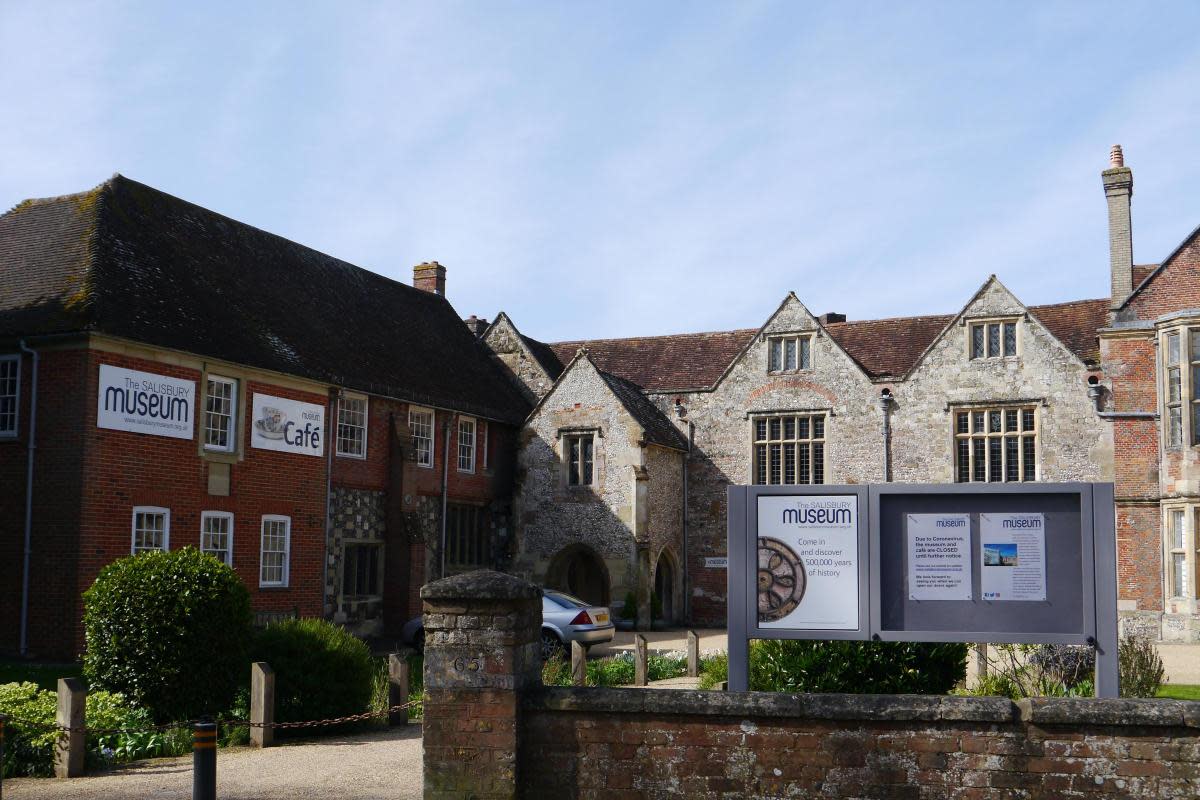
[551,327,759,347]
[1028,297,1108,310]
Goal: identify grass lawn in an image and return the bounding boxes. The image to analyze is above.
[0,658,82,691]
[1157,684,1200,701]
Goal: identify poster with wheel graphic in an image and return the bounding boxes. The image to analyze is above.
[756,495,859,630]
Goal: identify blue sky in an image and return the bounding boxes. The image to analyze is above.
[2,2,1199,342]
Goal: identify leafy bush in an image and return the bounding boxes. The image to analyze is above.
[698,652,728,690]
[1029,644,1095,689]
[1119,633,1165,698]
[0,681,166,778]
[83,548,252,722]
[749,640,966,694]
[252,618,375,729]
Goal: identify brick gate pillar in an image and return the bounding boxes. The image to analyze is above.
[421,570,541,800]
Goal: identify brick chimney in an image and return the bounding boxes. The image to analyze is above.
[413,261,447,296]
[464,315,489,337]
[819,312,846,325]
[1102,145,1133,310]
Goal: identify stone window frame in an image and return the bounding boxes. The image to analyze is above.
[260,515,291,588]
[408,406,435,468]
[200,510,234,566]
[131,506,170,554]
[458,416,477,473]
[1162,504,1199,606]
[1158,325,1200,449]
[966,317,1020,361]
[197,365,249,464]
[556,426,604,491]
[202,375,238,453]
[766,333,813,374]
[342,541,383,598]
[749,411,828,486]
[564,432,595,486]
[446,502,490,570]
[951,402,1038,483]
[335,392,369,459]
[0,354,20,438]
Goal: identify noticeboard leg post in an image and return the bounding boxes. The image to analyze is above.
[1093,483,1119,698]
[727,485,750,692]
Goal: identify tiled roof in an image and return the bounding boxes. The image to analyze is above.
[539,298,1108,389]
[0,175,530,423]
[547,329,759,391]
[598,370,688,450]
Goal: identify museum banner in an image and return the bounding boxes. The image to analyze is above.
[250,392,325,457]
[96,364,195,439]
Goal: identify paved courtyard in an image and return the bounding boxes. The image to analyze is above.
[3,726,422,800]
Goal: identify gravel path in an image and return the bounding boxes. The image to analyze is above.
[3,726,423,800]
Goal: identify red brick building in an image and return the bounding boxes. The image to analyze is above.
[0,176,528,659]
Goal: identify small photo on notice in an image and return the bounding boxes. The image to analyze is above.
[983,543,1018,567]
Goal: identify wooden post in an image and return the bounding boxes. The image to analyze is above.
[687,630,700,678]
[976,643,989,679]
[389,652,410,725]
[634,634,648,686]
[570,641,586,686]
[54,677,85,778]
[250,662,275,748]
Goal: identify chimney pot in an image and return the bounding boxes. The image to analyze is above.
[1110,144,1124,168]
[413,261,447,296]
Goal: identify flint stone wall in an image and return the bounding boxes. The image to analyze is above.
[521,688,1200,799]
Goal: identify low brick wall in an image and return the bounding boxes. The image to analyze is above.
[521,689,1200,799]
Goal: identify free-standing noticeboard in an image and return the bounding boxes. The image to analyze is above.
[727,483,1118,696]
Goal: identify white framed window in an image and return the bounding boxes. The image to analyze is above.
[131,506,170,554]
[200,511,234,566]
[481,421,489,470]
[1167,508,1188,599]
[767,335,812,373]
[336,393,368,458]
[0,355,19,437]
[203,376,238,451]
[409,407,434,468]
[969,319,1019,360]
[954,405,1037,483]
[1165,330,1183,447]
[458,416,476,473]
[260,515,291,587]
[564,433,594,486]
[752,414,825,485]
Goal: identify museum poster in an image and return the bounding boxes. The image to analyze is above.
[756,495,859,630]
[906,513,973,601]
[980,512,1047,601]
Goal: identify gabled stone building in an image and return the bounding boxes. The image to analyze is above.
[484,147,1200,642]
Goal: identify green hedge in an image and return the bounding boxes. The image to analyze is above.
[82,548,252,722]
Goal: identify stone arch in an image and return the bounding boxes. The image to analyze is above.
[653,546,682,625]
[546,543,611,607]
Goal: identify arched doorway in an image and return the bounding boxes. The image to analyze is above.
[654,550,676,624]
[546,544,610,607]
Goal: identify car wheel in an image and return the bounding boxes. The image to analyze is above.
[541,630,564,661]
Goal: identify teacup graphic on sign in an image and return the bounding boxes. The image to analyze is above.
[255,406,287,439]
[757,537,807,623]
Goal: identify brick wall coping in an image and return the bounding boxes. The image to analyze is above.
[420,569,541,601]
[529,687,1200,728]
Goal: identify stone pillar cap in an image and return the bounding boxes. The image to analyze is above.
[421,569,541,601]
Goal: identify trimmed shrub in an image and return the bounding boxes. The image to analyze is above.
[252,618,375,728]
[83,548,252,722]
[1119,632,1165,698]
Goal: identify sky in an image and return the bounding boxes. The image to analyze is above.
[2,2,1199,343]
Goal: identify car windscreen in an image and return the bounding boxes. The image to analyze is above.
[543,591,588,609]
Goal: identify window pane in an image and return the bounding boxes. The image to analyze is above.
[1172,554,1185,597]
[1167,332,1180,365]
[783,417,795,440]
[1004,323,1017,356]
[754,444,767,485]
[201,514,231,564]
[812,442,825,484]
[1005,409,1018,432]
[1005,437,1019,482]
[797,416,809,439]
[1022,437,1035,481]
[458,419,475,471]
[988,438,1002,482]
[973,412,985,433]
[971,325,984,359]
[568,437,580,485]
[1172,510,1185,549]
[800,337,812,370]
[409,410,433,467]
[337,396,367,457]
[813,416,824,439]
[204,378,235,450]
[754,419,767,442]
[988,324,1000,358]
[769,418,781,440]
[784,338,797,370]
[798,442,810,484]
[1168,367,1181,403]
[957,413,969,434]
[956,439,970,482]
[769,444,781,485]
[0,359,18,435]
[1022,409,1035,432]
[1169,408,1182,446]
[783,443,796,484]
[1193,402,1200,447]
[989,410,1001,433]
[769,339,782,371]
[972,439,985,482]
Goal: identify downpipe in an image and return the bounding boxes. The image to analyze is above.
[18,340,38,657]
[440,416,452,579]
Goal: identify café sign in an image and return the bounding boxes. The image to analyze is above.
[250,393,325,457]
[97,365,195,439]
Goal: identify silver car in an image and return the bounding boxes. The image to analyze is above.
[399,587,614,659]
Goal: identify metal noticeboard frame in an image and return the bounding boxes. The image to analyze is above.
[727,482,1118,697]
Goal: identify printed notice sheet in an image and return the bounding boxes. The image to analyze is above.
[906,514,973,601]
[980,513,1047,601]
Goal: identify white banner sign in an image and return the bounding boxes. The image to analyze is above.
[250,393,325,457]
[980,513,1047,601]
[906,514,973,601]
[756,495,859,630]
[97,365,195,439]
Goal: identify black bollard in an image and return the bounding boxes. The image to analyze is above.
[192,719,217,800]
